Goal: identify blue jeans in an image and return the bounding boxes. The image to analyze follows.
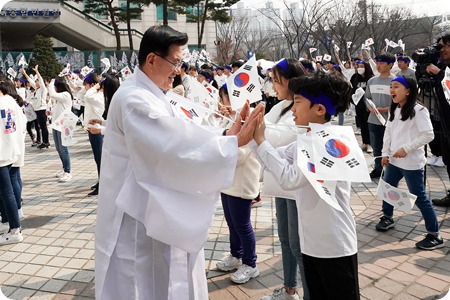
[221,193,257,268]
[52,129,71,173]
[368,123,385,172]
[0,165,21,229]
[88,132,103,176]
[276,198,310,299]
[9,167,22,210]
[382,164,439,235]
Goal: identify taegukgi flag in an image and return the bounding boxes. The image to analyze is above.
[323,54,332,61]
[81,66,93,77]
[101,58,111,74]
[377,177,417,213]
[352,87,365,106]
[309,123,371,182]
[297,134,342,211]
[309,48,317,53]
[166,91,208,125]
[365,38,374,46]
[316,56,323,61]
[227,55,262,110]
[347,41,352,48]
[334,44,340,52]
[187,77,218,110]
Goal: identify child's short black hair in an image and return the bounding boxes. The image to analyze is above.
[316,61,324,66]
[375,52,396,68]
[300,60,314,72]
[231,61,243,69]
[288,70,351,121]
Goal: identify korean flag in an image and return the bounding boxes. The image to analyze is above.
[227,55,262,110]
[365,38,374,46]
[166,91,208,125]
[377,177,417,213]
[334,44,340,52]
[316,56,323,62]
[50,109,79,133]
[188,78,218,110]
[441,67,450,101]
[323,54,332,61]
[310,123,371,182]
[309,48,318,54]
[297,135,342,211]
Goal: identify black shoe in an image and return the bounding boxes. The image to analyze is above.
[91,182,99,190]
[31,141,41,147]
[415,234,444,250]
[432,195,450,207]
[88,189,98,197]
[37,142,50,149]
[375,216,395,231]
[370,169,382,179]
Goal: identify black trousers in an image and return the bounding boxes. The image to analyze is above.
[26,119,39,141]
[429,120,441,156]
[35,110,49,144]
[302,253,360,300]
[355,101,370,145]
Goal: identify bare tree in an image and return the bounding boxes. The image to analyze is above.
[258,0,334,58]
[242,23,274,59]
[217,15,250,64]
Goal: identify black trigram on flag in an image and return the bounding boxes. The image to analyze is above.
[322,186,331,195]
[189,109,199,117]
[243,65,252,71]
[301,149,310,158]
[170,100,177,106]
[316,130,329,138]
[398,201,405,206]
[345,158,360,168]
[246,84,256,93]
[320,157,334,168]
[232,90,240,97]
[402,192,408,198]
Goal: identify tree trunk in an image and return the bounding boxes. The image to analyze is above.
[197,2,201,49]
[163,0,168,26]
[127,0,133,50]
[107,1,121,50]
[198,0,209,49]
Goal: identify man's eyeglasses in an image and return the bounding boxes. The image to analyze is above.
[154,53,183,70]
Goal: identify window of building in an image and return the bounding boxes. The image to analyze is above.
[186,4,203,22]
[118,0,142,20]
[188,44,206,52]
[156,4,176,21]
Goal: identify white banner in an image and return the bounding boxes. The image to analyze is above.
[366,99,386,125]
[352,87,365,106]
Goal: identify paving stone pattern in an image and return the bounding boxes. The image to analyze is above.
[0,116,449,300]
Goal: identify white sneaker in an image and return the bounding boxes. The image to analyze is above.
[216,254,242,271]
[354,129,361,135]
[59,172,72,182]
[367,145,373,153]
[427,155,438,166]
[0,230,23,245]
[18,208,24,219]
[434,156,445,167]
[261,287,300,300]
[55,169,65,178]
[230,264,259,284]
[0,222,9,234]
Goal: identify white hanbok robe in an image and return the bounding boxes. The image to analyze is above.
[95,67,238,300]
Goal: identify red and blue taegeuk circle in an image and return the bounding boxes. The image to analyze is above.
[388,191,400,201]
[325,139,350,158]
[234,73,250,88]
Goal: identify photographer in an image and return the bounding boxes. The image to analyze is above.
[425,32,450,207]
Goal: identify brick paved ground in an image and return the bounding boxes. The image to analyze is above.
[0,116,449,300]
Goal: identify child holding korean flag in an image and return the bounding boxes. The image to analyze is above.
[239,71,360,300]
[377,76,444,250]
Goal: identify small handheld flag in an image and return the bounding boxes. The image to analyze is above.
[227,55,262,110]
[182,48,191,63]
[310,48,317,54]
[352,87,365,106]
[58,63,71,77]
[323,54,332,61]
[366,99,386,125]
[365,38,374,46]
[101,58,111,74]
[377,176,417,213]
[334,44,340,52]
[347,41,352,49]
[316,56,323,61]
[167,91,208,125]
[81,66,93,77]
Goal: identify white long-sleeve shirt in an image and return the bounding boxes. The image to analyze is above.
[382,104,434,170]
[26,75,47,111]
[250,139,357,258]
[48,87,72,120]
[0,96,26,167]
[83,87,105,124]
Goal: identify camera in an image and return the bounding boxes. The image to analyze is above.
[412,43,442,65]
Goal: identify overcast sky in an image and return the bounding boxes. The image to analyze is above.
[232,0,450,17]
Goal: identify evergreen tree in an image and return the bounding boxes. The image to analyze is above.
[27,35,62,79]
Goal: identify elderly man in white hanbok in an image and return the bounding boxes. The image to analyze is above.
[95,25,259,300]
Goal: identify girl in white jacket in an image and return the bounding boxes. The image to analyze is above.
[261,58,310,300]
[48,79,73,182]
[83,73,104,196]
[0,78,27,245]
[215,85,261,285]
